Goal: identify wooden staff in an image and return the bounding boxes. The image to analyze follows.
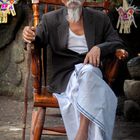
[22,43,32,140]
[22,0,39,140]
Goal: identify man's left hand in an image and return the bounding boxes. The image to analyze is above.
[84,46,100,67]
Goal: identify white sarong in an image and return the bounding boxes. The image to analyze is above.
[54,63,117,140]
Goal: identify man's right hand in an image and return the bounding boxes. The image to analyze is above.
[22,26,36,43]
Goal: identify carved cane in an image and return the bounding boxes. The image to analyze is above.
[22,0,39,140]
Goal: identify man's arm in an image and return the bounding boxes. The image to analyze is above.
[34,14,48,47]
[84,14,126,67]
[97,14,126,58]
[23,14,48,47]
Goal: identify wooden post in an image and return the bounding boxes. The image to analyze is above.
[30,1,47,140]
[31,0,41,95]
[32,0,39,27]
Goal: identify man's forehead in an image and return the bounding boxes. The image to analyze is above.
[63,0,85,2]
[61,0,85,5]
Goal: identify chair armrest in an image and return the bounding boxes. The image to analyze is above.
[115,49,128,60]
[103,49,128,86]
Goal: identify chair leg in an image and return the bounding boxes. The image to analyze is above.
[30,107,46,140]
[30,109,37,140]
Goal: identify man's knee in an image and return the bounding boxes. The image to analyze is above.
[81,64,102,78]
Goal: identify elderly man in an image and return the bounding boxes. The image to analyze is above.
[23,0,125,139]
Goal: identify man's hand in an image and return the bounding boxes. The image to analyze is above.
[22,26,36,43]
[84,46,101,67]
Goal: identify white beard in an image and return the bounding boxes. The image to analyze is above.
[67,7,82,23]
[66,0,84,23]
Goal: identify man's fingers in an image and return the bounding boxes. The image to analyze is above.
[23,30,34,39]
[84,46,101,67]
[89,56,93,64]
[28,29,35,36]
[23,33,35,42]
[94,55,100,67]
[23,26,36,43]
[96,57,100,67]
[31,26,36,32]
[92,57,97,66]
[24,27,35,37]
[23,37,31,44]
[84,55,89,64]
[23,31,35,41]
[84,55,100,67]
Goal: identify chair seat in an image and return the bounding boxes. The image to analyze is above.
[34,87,59,108]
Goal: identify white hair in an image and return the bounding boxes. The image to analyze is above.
[66,0,84,23]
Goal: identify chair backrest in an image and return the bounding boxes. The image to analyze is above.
[32,0,110,27]
[31,0,111,95]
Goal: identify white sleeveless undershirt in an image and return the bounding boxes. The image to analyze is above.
[68,28,88,54]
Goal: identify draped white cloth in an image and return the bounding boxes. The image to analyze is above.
[54,63,117,140]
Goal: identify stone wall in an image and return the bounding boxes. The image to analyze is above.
[123,56,140,121]
[0,4,32,99]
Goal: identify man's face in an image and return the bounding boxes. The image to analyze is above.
[62,0,85,23]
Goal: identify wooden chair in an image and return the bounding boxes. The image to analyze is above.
[30,0,127,140]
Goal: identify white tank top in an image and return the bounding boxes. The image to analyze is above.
[68,28,88,54]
